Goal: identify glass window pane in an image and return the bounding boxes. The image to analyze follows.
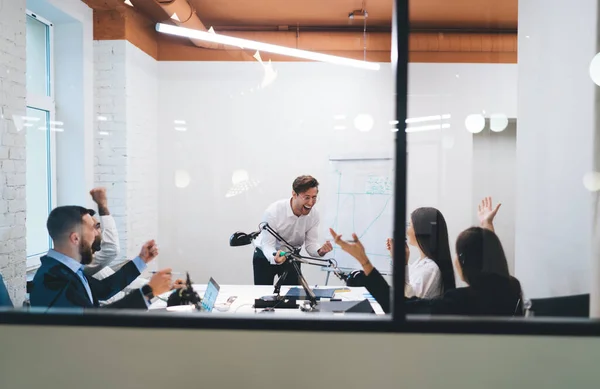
[26,15,49,97]
[26,107,51,257]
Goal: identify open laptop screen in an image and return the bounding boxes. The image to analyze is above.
[201,277,220,312]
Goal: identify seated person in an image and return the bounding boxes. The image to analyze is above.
[385,207,455,298]
[83,187,149,304]
[331,197,523,316]
[30,206,173,310]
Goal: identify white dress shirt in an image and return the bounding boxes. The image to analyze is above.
[404,257,443,299]
[254,198,322,265]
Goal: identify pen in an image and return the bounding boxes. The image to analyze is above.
[150,271,185,276]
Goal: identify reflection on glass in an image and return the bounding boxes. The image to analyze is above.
[464,114,485,133]
[489,113,509,132]
[226,169,260,198]
[174,170,191,188]
[353,113,374,132]
[583,172,600,192]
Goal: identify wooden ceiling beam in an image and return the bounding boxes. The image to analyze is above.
[82,1,517,64]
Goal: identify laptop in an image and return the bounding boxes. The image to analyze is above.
[200,277,220,312]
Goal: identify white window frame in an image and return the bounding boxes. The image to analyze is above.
[25,10,57,271]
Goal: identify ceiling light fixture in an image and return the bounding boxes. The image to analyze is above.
[155,23,380,71]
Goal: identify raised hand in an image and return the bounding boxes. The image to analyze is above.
[90,187,110,215]
[329,228,374,275]
[317,240,333,256]
[386,238,394,258]
[139,240,159,263]
[329,229,368,265]
[477,196,501,231]
[148,268,173,296]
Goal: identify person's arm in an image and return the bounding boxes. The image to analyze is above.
[363,268,391,313]
[101,268,173,310]
[101,288,148,309]
[88,240,158,300]
[308,211,334,257]
[329,228,391,312]
[88,257,145,301]
[84,215,120,276]
[304,218,322,257]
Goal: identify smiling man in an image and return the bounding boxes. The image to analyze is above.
[252,175,333,285]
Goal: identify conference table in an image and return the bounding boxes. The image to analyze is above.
[150,284,385,316]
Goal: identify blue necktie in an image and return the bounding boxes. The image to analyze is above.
[77,267,94,304]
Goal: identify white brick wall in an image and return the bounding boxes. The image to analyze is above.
[94,40,158,266]
[124,43,158,262]
[0,0,27,305]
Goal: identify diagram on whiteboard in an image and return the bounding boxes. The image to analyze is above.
[324,157,394,272]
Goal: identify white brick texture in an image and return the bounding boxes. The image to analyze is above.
[94,40,158,265]
[0,0,27,305]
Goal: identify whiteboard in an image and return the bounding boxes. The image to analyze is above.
[323,156,394,272]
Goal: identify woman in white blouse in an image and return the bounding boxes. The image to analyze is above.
[388,207,455,299]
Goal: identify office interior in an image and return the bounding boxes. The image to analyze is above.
[1,0,600,388]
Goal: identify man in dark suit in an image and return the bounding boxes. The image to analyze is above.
[30,206,173,310]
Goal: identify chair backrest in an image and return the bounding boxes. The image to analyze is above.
[0,274,13,308]
[530,294,589,317]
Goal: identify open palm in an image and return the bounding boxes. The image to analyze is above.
[477,196,501,225]
[329,228,369,265]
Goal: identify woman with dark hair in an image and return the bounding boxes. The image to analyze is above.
[401,207,455,298]
[332,197,523,316]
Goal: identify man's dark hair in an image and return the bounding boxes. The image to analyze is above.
[46,206,91,242]
[292,175,319,194]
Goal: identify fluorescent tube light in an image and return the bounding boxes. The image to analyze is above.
[155,23,381,71]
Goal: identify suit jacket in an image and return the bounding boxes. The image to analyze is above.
[362,268,523,316]
[30,255,148,310]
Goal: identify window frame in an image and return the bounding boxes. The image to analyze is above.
[25,10,57,272]
[3,0,600,337]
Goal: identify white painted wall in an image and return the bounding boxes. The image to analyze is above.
[406,64,518,275]
[472,121,517,274]
[517,0,599,300]
[156,61,518,286]
[0,0,27,305]
[2,324,600,389]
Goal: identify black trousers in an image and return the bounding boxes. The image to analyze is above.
[253,248,301,286]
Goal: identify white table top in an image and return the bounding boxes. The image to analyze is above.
[150,284,385,316]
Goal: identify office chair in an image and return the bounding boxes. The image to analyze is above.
[530,294,589,318]
[0,274,13,308]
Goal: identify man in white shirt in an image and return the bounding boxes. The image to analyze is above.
[253,175,333,285]
[83,187,148,304]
